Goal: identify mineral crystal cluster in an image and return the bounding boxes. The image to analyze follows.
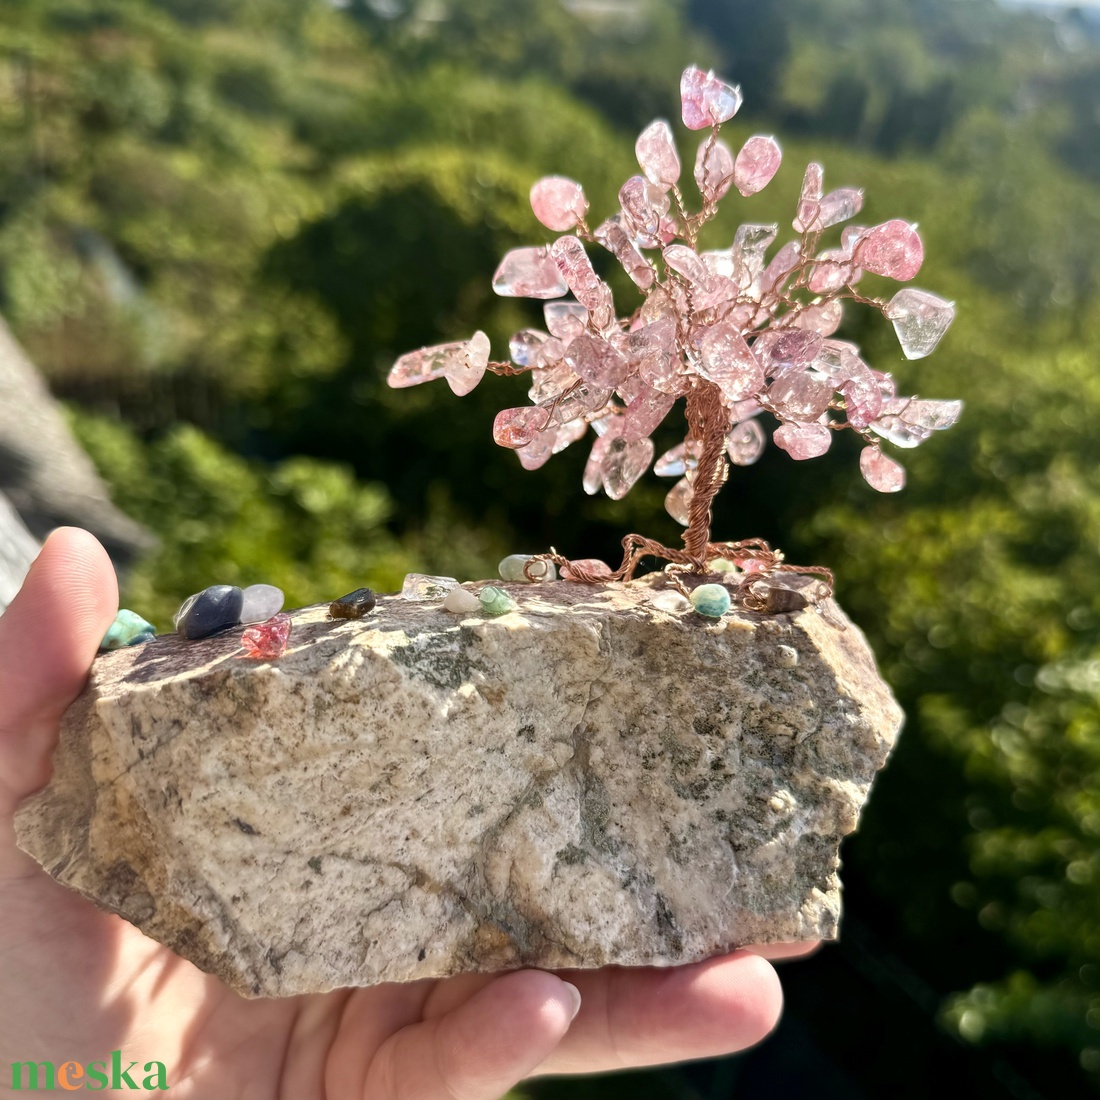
[387,65,960,559]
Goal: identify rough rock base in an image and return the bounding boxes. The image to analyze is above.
[15,577,902,997]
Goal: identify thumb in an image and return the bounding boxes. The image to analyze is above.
[0,527,118,814]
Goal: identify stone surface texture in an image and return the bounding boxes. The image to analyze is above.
[15,577,902,999]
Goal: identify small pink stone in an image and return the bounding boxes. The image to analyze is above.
[860,447,906,493]
[760,241,802,298]
[509,328,547,367]
[622,384,677,442]
[240,613,291,660]
[697,322,765,401]
[530,176,589,232]
[726,418,767,466]
[769,329,823,368]
[492,247,569,299]
[550,236,608,311]
[733,135,782,196]
[840,364,885,429]
[595,217,655,289]
[793,163,824,232]
[636,120,681,188]
[493,407,549,449]
[654,439,701,477]
[517,427,559,470]
[663,244,712,286]
[445,330,490,396]
[619,175,670,241]
[387,341,466,388]
[694,138,734,203]
[792,298,843,336]
[548,380,612,425]
[680,66,743,130]
[562,558,613,581]
[766,371,833,420]
[853,220,924,281]
[808,248,861,294]
[665,476,693,525]
[817,187,864,229]
[565,333,631,389]
[552,418,588,454]
[774,422,832,460]
[601,435,655,499]
[543,302,588,342]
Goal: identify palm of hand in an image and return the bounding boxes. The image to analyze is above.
[0,530,800,1100]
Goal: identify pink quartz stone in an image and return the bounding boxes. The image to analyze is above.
[561,558,613,581]
[655,439,701,478]
[629,318,684,394]
[549,380,611,425]
[656,215,680,245]
[619,175,670,241]
[766,371,834,420]
[582,426,619,494]
[550,236,608,311]
[731,222,778,288]
[553,417,589,453]
[808,248,861,294]
[663,244,712,286]
[492,246,569,298]
[533,336,566,369]
[860,447,906,492]
[817,187,864,229]
[240,613,292,660]
[508,328,547,367]
[528,362,576,404]
[793,163,825,233]
[622,384,677,442]
[838,365,883,430]
[530,176,589,232]
[636,120,681,188]
[885,288,956,359]
[726,418,767,466]
[694,138,734,203]
[697,322,765,401]
[872,398,962,447]
[565,333,631,389]
[543,302,588,341]
[388,340,467,388]
[791,298,843,336]
[853,220,924,281]
[601,435,655,499]
[445,330,490,396]
[733,135,782,196]
[517,427,558,470]
[493,406,550,449]
[842,225,868,250]
[768,329,823,368]
[595,217,656,289]
[665,476,693,525]
[760,241,802,298]
[680,66,743,130]
[774,421,832,460]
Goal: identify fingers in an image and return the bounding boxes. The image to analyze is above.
[0,528,117,809]
[743,940,821,961]
[362,970,580,1100]
[535,951,782,1076]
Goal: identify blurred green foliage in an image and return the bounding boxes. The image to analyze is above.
[4,0,1100,1095]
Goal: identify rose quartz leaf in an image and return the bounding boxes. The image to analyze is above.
[792,299,843,336]
[550,236,610,311]
[698,323,765,401]
[769,330,823,368]
[733,135,782,196]
[853,220,924,281]
[517,427,558,470]
[808,249,861,294]
[665,476,693,525]
[530,176,589,232]
[622,384,677,442]
[543,302,588,341]
[767,371,833,420]
[694,138,734,203]
[444,330,490,396]
[602,436,655,500]
[681,66,743,130]
[860,447,906,492]
[663,244,711,285]
[565,333,631,389]
[817,187,864,229]
[726,418,767,466]
[886,288,956,359]
[595,216,655,289]
[388,340,466,388]
[636,120,681,188]
[655,439,701,478]
[492,247,569,299]
[793,163,824,232]
[493,406,550,449]
[619,175,671,242]
[774,421,832,460]
[508,328,547,368]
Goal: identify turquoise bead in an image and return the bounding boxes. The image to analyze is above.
[690,583,731,618]
[100,609,157,650]
[479,586,519,616]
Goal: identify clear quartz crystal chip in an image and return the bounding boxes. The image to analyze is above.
[680,66,743,130]
[697,323,765,401]
[516,427,558,469]
[726,418,766,466]
[492,246,569,298]
[663,244,712,286]
[854,220,923,281]
[860,447,906,493]
[544,301,588,341]
[774,421,832,460]
[694,138,734,203]
[388,340,467,388]
[445,330,490,396]
[665,476,693,525]
[636,120,681,188]
[817,188,864,229]
[655,439,701,478]
[808,248,861,294]
[602,435,655,500]
[619,175,670,241]
[886,288,956,359]
[793,163,825,232]
[873,398,963,447]
[565,333,631,388]
[530,176,588,232]
[731,223,778,289]
[595,216,655,289]
[508,328,546,367]
[550,236,609,311]
[239,584,285,624]
[400,574,459,601]
[767,371,833,420]
[733,135,782,196]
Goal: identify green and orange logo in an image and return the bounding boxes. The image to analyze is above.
[9,1051,168,1091]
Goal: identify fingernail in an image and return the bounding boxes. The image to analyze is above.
[561,981,582,1021]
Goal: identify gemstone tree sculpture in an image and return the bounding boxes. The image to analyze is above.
[388,66,960,603]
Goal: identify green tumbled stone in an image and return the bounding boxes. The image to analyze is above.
[689,583,731,618]
[100,609,157,650]
[479,586,519,616]
[498,554,557,583]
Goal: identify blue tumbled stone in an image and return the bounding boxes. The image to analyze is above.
[175,585,244,640]
[690,583,731,619]
[100,609,157,650]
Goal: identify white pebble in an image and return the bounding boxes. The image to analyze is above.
[239,584,285,624]
[443,588,481,614]
[776,645,799,668]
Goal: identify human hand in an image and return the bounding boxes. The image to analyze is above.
[0,528,811,1099]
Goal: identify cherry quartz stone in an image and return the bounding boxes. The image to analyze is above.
[175,585,244,640]
[329,588,377,620]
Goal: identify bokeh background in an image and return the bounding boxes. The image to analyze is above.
[3,0,1100,1095]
